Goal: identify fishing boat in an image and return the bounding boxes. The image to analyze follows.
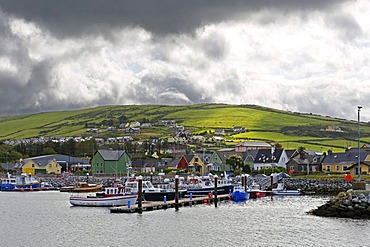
[69,186,137,207]
[247,181,266,199]
[185,176,235,197]
[125,180,186,201]
[271,183,301,196]
[0,173,40,191]
[40,182,59,191]
[231,185,249,202]
[70,182,103,193]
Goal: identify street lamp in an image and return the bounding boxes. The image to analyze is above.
[357,106,362,182]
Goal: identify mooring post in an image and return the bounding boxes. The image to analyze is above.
[214,175,218,207]
[270,174,274,189]
[138,176,143,214]
[175,175,179,210]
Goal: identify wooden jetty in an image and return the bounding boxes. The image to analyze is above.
[110,194,231,213]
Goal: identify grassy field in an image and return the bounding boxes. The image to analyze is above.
[0,104,368,152]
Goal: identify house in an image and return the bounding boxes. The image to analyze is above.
[321,149,368,174]
[175,155,191,171]
[235,142,272,152]
[141,123,153,128]
[251,148,289,171]
[107,126,117,132]
[91,150,132,175]
[161,120,176,125]
[346,162,370,176]
[169,125,185,132]
[233,126,246,133]
[125,127,141,134]
[130,121,141,127]
[286,150,325,175]
[131,158,158,173]
[187,154,206,174]
[214,129,225,136]
[21,154,89,174]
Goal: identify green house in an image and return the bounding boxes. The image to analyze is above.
[91,149,132,175]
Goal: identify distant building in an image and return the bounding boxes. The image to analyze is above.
[91,150,132,175]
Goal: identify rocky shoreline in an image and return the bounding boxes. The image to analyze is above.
[309,190,370,220]
[283,178,353,195]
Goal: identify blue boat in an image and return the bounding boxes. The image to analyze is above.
[231,185,249,202]
[0,173,40,191]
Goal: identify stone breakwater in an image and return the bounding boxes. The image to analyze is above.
[283,178,352,195]
[309,190,370,220]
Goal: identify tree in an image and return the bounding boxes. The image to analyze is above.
[226,154,244,172]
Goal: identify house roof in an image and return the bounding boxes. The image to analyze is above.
[1,163,17,170]
[97,150,126,161]
[322,149,368,165]
[254,149,284,164]
[22,154,89,166]
[236,141,271,148]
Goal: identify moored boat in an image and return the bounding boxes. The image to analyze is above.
[185,177,235,197]
[247,181,266,199]
[69,186,137,207]
[231,185,249,202]
[70,182,103,193]
[271,183,301,196]
[0,173,40,191]
[125,180,186,201]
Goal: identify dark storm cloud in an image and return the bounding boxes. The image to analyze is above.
[0,0,346,37]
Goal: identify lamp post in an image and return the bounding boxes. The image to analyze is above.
[357,106,362,182]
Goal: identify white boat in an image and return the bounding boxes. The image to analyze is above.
[69,186,137,207]
[271,183,301,196]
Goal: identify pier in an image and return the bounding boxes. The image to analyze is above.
[110,194,231,213]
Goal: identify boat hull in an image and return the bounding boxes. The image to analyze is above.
[186,185,234,196]
[143,190,186,201]
[232,191,249,202]
[69,194,138,207]
[271,189,301,196]
[248,191,267,199]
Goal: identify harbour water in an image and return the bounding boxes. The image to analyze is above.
[1,191,369,247]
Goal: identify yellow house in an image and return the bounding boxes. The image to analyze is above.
[346,162,370,177]
[22,160,41,176]
[188,154,206,174]
[44,159,62,174]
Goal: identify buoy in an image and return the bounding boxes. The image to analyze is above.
[20,188,24,192]
[203,199,208,204]
[29,187,33,191]
[208,192,212,198]
[37,187,41,191]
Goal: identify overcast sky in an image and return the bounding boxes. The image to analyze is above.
[0,0,369,121]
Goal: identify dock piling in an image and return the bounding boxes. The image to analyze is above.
[214,175,218,208]
[138,176,143,214]
[175,175,179,210]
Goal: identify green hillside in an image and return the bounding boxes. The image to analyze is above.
[0,104,368,152]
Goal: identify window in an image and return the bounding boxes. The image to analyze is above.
[49,164,52,167]
[326,165,330,171]
[32,164,35,168]
[290,166,294,171]
[336,165,339,171]
[343,166,347,171]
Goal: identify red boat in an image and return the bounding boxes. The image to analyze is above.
[247,181,267,199]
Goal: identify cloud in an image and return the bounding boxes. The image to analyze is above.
[0,0,369,121]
